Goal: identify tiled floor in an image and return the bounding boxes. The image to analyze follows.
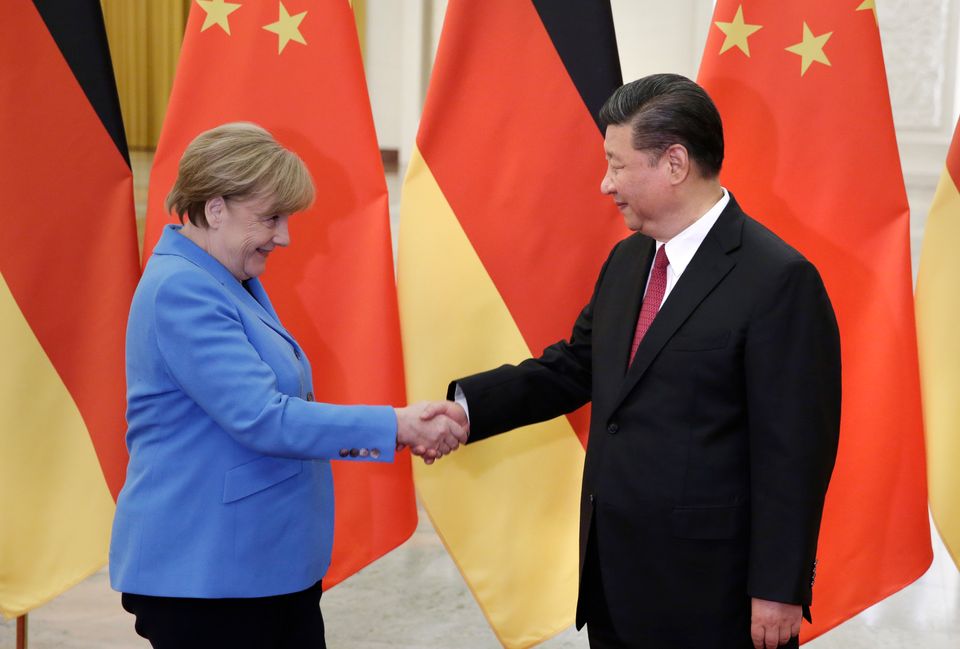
[0,513,957,648]
[2,157,955,648]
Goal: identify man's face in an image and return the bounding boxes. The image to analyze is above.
[600,123,670,234]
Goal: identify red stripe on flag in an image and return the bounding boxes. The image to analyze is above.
[0,2,140,498]
[946,118,960,189]
[417,0,628,446]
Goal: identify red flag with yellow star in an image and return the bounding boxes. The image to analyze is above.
[143,0,415,587]
[698,0,930,640]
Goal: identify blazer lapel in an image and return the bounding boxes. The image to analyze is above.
[242,278,302,351]
[609,236,657,379]
[612,201,744,410]
[153,225,300,350]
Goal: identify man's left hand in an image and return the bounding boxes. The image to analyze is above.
[750,597,801,649]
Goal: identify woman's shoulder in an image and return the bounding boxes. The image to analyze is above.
[138,254,233,307]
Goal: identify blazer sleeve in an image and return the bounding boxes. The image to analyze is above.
[450,241,622,441]
[744,257,841,612]
[152,268,397,461]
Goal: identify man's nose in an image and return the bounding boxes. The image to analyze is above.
[600,172,615,195]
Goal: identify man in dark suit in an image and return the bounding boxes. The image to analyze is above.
[425,74,841,649]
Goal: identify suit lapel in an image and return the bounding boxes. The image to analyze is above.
[612,201,744,410]
[609,236,657,379]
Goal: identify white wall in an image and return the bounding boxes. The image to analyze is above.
[363,0,960,255]
[363,0,403,152]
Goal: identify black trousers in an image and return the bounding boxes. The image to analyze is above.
[121,580,326,649]
[580,529,799,649]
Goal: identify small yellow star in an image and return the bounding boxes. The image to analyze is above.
[785,22,833,76]
[856,0,878,25]
[196,0,241,35]
[715,5,763,57]
[263,1,307,54]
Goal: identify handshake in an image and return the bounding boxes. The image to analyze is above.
[394,401,468,465]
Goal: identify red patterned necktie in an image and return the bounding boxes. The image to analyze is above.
[629,245,669,363]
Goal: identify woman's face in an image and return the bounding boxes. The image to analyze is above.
[206,194,291,281]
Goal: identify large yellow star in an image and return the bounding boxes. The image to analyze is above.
[196,0,241,35]
[715,5,763,57]
[856,0,878,25]
[263,1,307,54]
[785,22,833,76]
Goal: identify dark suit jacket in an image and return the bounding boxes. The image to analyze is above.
[452,195,841,647]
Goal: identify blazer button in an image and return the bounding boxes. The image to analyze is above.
[607,422,619,434]
[358,448,370,457]
[370,448,381,459]
[306,392,314,402]
[339,448,349,457]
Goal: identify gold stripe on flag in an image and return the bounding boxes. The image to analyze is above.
[0,273,115,618]
[916,164,960,569]
[399,148,585,648]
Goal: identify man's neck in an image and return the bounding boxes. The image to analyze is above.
[657,180,724,242]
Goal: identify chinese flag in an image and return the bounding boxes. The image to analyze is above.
[0,0,139,617]
[143,0,414,587]
[398,1,624,646]
[698,1,930,640]
[916,118,960,571]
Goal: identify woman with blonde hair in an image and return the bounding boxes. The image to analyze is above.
[110,122,466,648]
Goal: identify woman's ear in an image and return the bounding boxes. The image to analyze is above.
[205,196,225,228]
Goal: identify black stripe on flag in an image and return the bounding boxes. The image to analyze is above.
[531,0,623,134]
[32,0,130,166]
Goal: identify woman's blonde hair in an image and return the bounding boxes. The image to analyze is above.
[165,122,315,227]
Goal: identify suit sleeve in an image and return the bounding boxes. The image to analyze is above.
[152,269,397,461]
[449,241,622,441]
[744,257,841,613]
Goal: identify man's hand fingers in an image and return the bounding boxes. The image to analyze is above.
[765,627,780,649]
[778,624,791,647]
[751,625,764,649]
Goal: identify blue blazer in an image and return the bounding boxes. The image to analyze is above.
[110,225,396,598]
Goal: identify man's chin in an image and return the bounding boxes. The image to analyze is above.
[623,214,644,232]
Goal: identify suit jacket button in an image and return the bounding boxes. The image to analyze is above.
[349,448,360,457]
[306,392,314,402]
[339,448,350,457]
[370,448,381,459]
[588,493,595,504]
[607,422,619,434]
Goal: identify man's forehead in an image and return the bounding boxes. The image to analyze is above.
[604,123,633,155]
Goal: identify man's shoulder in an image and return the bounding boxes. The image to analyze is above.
[736,211,809,268]
[608,230,653,258]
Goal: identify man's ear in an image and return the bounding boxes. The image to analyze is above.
[664,144,690,184]
[205,196,226,228]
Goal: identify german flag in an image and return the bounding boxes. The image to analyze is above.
[916,118,960,572]
[0,1,140,617]
[698,0,930,639]
[397,1,623,646]
[142,0,414,588]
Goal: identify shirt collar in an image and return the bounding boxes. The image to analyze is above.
[658,188,729,276]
